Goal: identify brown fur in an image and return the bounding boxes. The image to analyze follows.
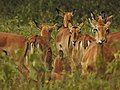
[56,8,73,28]
[90,14,120,55]
[81,15,115,77]
[81,42,114,77]
[30,24,56,71]
[51,50,71,80]
[56,24,82,57]
[51,51,64,80]
[63,12,73,27]
[71,34,95,67]
[106,32,120,53]
[0,32,33,79]
[0,32,27,55]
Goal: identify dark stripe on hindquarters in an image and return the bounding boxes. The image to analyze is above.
[68,36,71,48]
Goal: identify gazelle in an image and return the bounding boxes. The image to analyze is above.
[71,34,95,69]
[81,14,115,77]
[89,12,120,55]
[0,32,28,56]
[31,22,57,70]
[56,23,86,72]
[51,50,71,80]
[0,32,35,79]
[51,50,64,80]
[56,8,73,28]
[56,23,83,57]
[33,21,57,41]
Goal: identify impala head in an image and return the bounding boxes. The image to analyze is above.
[56,8,73,27]
[68,23,84,46]
[89,12,113,44]
[34,21,57,40]
[40,23,57,37]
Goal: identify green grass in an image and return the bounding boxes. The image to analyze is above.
[0,18,120,90]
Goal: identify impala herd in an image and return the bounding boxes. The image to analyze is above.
[0,9,120,82]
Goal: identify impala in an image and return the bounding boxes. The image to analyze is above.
[56,23,84,57]
[71,34,95,69]
[89,12,120,54]
[51,50,64,80]
[51,50,71,80]
[30,23,57,70]
[56,8,73,28]
[81,14,115,77]
[0,32,35,79]
[34,21,57,41]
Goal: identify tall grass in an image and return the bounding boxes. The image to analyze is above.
[0,17,120,90]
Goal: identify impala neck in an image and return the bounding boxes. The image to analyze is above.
[96,44,106,76]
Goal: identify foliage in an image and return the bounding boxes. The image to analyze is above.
[0,0,120,90]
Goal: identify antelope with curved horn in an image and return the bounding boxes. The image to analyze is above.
[81,14,115,77]
[89,12,120,54]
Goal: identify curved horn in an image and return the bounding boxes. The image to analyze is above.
[106,15,113,22]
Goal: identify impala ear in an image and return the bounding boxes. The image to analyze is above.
[33,20,42,29]
[106,15,113,22]
[53,23,58,28]
[72,9,77,16]
[56,8,65,17]
[50,23,58,30]
[100,11,106,19]
[78,22,84,30]
[105,21,111,28]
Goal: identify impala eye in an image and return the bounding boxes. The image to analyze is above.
[49,29,52,32]
[94,29,98,31]
[93,29,98,33]
[78,31,81,34]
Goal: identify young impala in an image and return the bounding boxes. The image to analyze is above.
[31,22,57,71]
[56,8,73,28]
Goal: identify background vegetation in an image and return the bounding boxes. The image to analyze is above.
[0,0,120,90]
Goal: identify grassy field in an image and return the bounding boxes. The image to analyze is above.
[0,0,120,89]
[0,17,120,90]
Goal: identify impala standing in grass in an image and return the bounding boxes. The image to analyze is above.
[81,14,115,77]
